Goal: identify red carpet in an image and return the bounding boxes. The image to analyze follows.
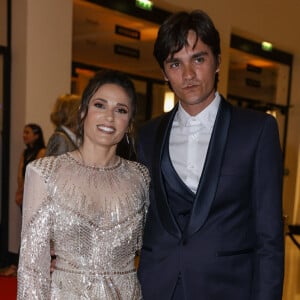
[0,276,17,300]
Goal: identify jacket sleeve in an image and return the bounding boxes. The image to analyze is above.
[251,115,284,300]
[17,162,52,299]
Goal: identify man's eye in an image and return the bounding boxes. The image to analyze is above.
[170,62,179,68]
[195,57,204,63]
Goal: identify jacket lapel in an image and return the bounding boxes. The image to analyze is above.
[185,98,231,237]
[152,105,182,239]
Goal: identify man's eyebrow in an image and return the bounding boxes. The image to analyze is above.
[165,57,180,64]
[165,51,209,64]
[192,51,209,58]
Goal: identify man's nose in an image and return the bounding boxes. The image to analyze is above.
[183,64,195,79]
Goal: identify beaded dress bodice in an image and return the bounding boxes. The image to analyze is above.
[17,153,150,299]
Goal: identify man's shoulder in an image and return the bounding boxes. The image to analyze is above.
[231,104,274,121]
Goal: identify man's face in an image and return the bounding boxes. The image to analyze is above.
[163,30,220,116]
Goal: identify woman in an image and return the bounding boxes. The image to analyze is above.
[17,70,150,299]
[0,123,46,277]
[16,123,46,207]
[46,94,81,156]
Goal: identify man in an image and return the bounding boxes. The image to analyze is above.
[137,10,284,300]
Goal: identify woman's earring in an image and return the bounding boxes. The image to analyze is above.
[125,133,130,144]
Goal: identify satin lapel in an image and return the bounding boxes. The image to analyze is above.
[185,98,232,237]
[152,105,182,239]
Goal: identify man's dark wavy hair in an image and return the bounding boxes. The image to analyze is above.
[154,10,221,88]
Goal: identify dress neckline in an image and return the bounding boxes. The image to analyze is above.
[66,152,122,171]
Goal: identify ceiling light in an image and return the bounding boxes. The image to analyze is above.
[136,0,153,11]
[261,41,273,52]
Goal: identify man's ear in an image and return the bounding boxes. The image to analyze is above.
[216,55,221,73]
[162,69,168,82]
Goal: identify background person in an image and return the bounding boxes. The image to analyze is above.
[137,10,284,300]
[46,93,81,156]
[0,123,46,277]
[16,124,46,207]
[17,70,150,299]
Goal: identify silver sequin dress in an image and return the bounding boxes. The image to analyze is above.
[17,153,150,299]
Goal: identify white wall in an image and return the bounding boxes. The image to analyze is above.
[9,0,73,252]
[0,0,7,46]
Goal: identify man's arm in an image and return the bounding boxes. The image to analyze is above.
[251,115,284,300]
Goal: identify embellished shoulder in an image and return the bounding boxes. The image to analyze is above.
[27,154,63,183]
[123,159,150,186]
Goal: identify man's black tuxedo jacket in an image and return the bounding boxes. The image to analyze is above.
[137,97,284,300]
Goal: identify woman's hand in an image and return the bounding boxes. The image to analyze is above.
[15,190,23,206]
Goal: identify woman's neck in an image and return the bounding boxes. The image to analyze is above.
[77,145,118,168]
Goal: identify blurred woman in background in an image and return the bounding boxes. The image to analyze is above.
[16,123,46,207]
[0,123,46,277]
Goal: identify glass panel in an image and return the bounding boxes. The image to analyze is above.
[0,54,3,221]
[72,1,161,80]
[228,48,290,106]
[131,79,148,131]
[227,48,290,149]
[152,83,177,119]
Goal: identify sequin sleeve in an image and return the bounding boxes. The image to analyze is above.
[134,162,150,252]
[141,163,150,216]
[17,160,53,299]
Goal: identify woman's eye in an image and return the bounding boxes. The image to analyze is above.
[94,102,104,109]
[116,107,128,114]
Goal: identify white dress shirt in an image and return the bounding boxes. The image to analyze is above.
[169,92,221,193]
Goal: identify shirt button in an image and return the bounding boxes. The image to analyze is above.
[188,164,194,169]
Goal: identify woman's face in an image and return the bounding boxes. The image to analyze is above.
[23,126,38,146]
[83,83,132,149]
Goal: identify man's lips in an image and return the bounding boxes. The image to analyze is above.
[182,83,199,89]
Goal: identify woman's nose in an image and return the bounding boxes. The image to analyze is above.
[105,109,114,121]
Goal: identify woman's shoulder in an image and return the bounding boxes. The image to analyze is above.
[29,155,55,170]
[28,154,67,178]
[123,159,150,184]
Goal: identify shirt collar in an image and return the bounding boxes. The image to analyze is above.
[61,125,78,145]
[175,92,221,128]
